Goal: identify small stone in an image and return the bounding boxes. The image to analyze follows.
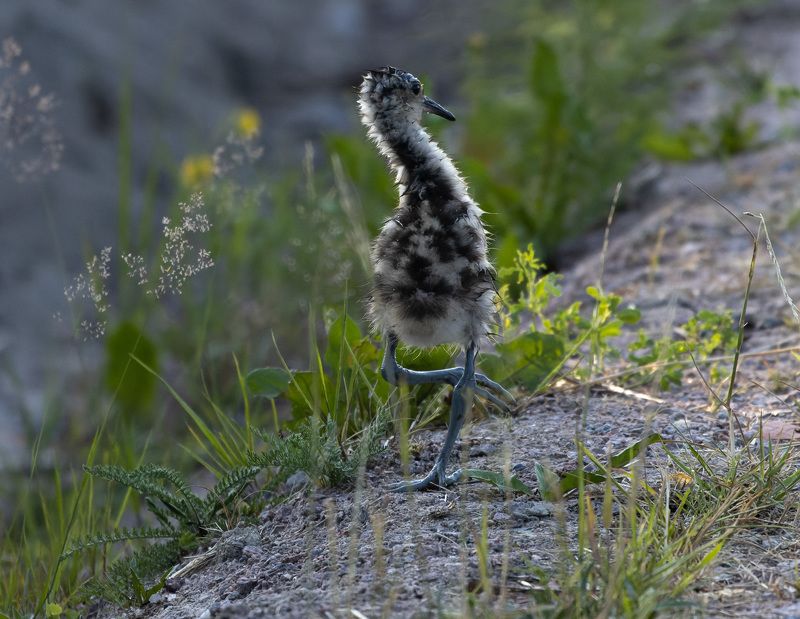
[235,578,258,598]
[164,577,182,592]
[760,536,783,550]
[717,411,728,421]
[148,592,163,604]
[492,511,511,523]
[510,501,553,520]
[469,444,497,458]
[242,545,262,559]
[673,418,692,430]
[286,470,312,490]
[528,501,554,517]
[215,526,261,562]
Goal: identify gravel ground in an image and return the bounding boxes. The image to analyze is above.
[94,135,800,618]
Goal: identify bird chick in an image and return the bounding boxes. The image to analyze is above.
[359,67,513,491]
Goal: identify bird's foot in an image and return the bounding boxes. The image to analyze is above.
[388,466,462,492]
[430,369,515,411]
[472,373,515,412]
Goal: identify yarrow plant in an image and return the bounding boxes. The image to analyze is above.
[124,193,214,299]
[64,246,112,340]
[65,193,214,339]
[0,37,63,181]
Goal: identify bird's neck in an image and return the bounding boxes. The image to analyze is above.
[370,115,467,201]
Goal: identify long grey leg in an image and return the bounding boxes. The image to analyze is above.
[388,341,478,492]
[380,333,514,405]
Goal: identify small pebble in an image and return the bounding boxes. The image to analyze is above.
[242,545,262,559]
[528,501,554,517]
[510,501,554,520]
[235,578,258,597]
[492,511,511,523]
[286,470,312,490]
[469,444,497,458]
[673,418,692,430]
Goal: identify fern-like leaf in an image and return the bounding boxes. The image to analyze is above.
[61,526,179,560]
[203,466,260,521]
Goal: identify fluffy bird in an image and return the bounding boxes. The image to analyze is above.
[359,66,513,491]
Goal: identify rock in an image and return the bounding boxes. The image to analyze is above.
[234,578,258,598]
[469,443,497,457]
[511,501,554,520]
[673,418,692,430]
[285,470,312,490]
[241,545,262,560]
[492,511,511,524]
[214,526,261,562]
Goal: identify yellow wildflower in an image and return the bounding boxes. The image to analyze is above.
[180,154,214,187]
[235,108,261,139]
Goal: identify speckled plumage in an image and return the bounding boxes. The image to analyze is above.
[359,67,495,348]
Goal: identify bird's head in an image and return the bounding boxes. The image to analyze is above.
[359,66,455,126]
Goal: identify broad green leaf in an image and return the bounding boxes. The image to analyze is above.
[493,231,522,273]
[397,344,454,372]
[480,332,565,388]
[536,461,606,501]
[586,285,601,300]
[609,433,663,468]
[104,321,158,415]
[325,314,363,370]
[350,337,382,366]
[45,603,63,618]
[462,468,535,495]
[534,462,568,501]
[642,129,696,161]
[285,370,335,423]
[535,434,664,500]
[598,320,622,339]
[245,367,292,399]
[530,39,566,104]
[617,307,642,324]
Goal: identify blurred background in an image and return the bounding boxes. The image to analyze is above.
[1,0,799,489]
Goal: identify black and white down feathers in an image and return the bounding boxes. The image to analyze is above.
[359,68,495,348]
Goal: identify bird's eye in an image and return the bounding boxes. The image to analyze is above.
[411,82,421,95]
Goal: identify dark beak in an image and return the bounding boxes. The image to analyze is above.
[422,96,456,121]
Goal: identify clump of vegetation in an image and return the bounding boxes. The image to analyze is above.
[628,309,739,390]
[60,463,259,608]
[516,435,800,618]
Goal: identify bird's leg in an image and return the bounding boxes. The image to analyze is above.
[380,334,514,408]
[388,342,478,492]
